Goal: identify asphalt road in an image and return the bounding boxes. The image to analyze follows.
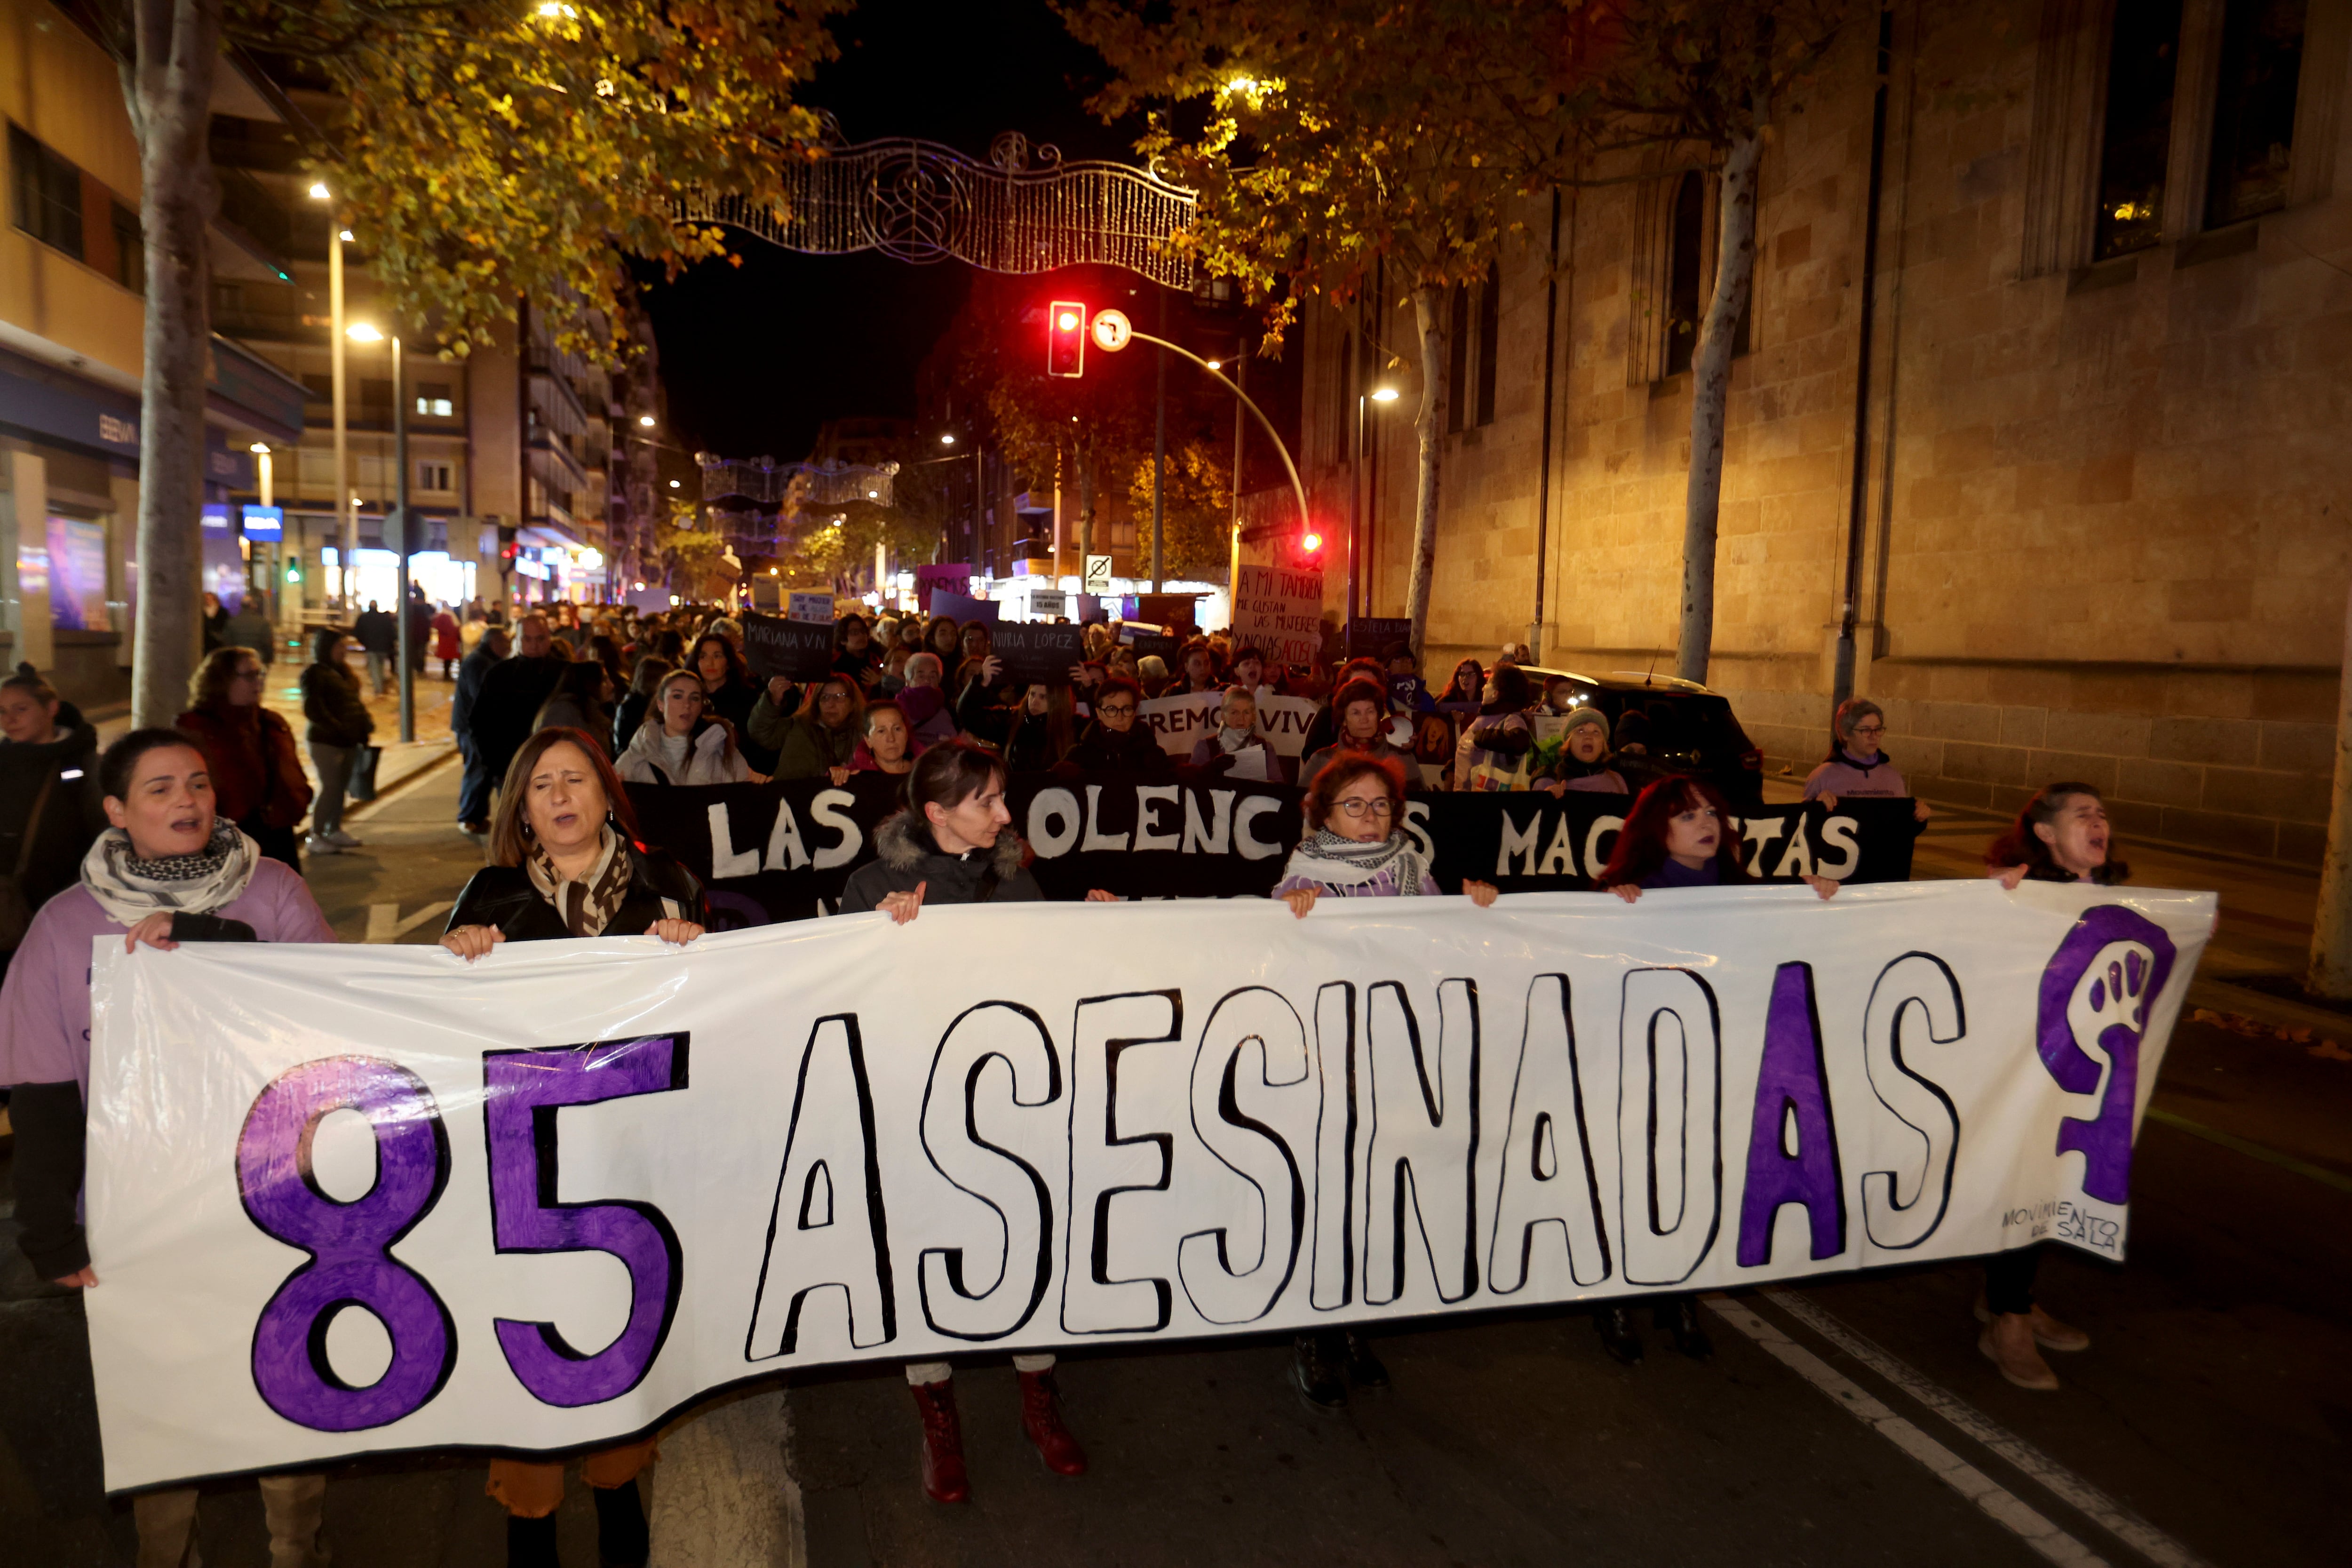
[3,767,2345,1566]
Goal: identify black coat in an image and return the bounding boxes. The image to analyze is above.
[469,654,570,783]
[840,812,1043,912]
[0,726,106,940]
[445,846,708,943]
[354,608,396,654]
[301,661,375,748]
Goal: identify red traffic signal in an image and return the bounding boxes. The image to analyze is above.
[1047,300,1086,377]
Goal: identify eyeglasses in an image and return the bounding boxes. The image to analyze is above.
[1098,704,1136,717]
[1335,797,1395,819]
[1850,723,1886,736]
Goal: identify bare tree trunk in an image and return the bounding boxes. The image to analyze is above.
[2310,577,2352,997]
[119,0,224,727]
[1677,124,1762,686]
[1076,447,1097,561]
[1405,284,1447,661]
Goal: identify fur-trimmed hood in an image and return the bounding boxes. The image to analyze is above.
[873,809,1027,879]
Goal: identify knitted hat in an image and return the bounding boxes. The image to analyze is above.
[1562,704,1610,737]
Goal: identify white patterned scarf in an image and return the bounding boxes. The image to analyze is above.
[1277,828,1430,896]
[79,820,260,924]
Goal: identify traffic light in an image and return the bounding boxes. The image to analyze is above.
[1296,525,1325,566]
[1047,300,1086,377]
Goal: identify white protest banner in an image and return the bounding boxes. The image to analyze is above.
[1139,691,1319,758]
[86,882,2210,1490]
[1232,565,1326,667]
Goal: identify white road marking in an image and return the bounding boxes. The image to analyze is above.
[365,904,396,943]
[1703,1295,2109,1568]
[393,899,453,937]
[1762,1289,2213,1568]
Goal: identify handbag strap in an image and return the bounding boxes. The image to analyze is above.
[13,772,57,877]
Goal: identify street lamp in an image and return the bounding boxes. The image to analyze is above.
[1352,383,1401,627]
[348,319,414,742]
[310,183,356,615]
[939,432,956,446]
[638,414,656,427]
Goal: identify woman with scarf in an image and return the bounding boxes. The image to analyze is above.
[617,669,752,787]
[1804,697,1933,824]
[1272,754,1498,1407]
[1537,705,1630,795]
[774,674,867,784]
[1974,782,2117,1392]
[177,645,315,870]
[840,741,1107,1504]
[0,727,335,1567]
[0,665,107,987]
[1597,777,1837,1366]
[894,652,960,746]
[441,728,704,1568]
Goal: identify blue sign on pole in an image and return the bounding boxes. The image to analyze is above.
[240,505,284,542]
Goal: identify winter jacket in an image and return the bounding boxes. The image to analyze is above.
[469,654,569,782]
[616,721,751,787]
[354,608,396,654]
[1059,721,1174,776]
[446,846,707,945]
[175,703,314,829]
[0,726,106,942]
[839,812,1043,913]
[773,716,863,781]
[1802,750,1910,800]
[452,643,501,741]
[301,661,375,748]
[224,608,276,662]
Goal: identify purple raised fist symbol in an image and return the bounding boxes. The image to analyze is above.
[236,1057,457,1432]
[484,1035,690,1407]
[2034,906,2177,1204]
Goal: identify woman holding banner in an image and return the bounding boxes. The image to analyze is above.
[841,741,1104,1503]
[1537,707,1630,796]
[441,728,706,1567]
[618,669,752,787]
[852,700,922,776]
[1976,783,2116,1391]
[1804,697,1934,825]
[1273,753,1500,1408]
[1599,778,1839,1366]
[1188,685,1277,777]
[1,727,337,1567]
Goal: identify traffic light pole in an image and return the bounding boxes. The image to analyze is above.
[1116,329,1310,565]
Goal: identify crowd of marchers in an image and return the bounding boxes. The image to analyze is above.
[0,599,2130,1568]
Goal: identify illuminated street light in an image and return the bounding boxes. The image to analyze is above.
[1371,386,1400,402]
[866,489,879,499]
[638,414,656,427]
[940,433,956,446]
[308,182,330,200]
[338,230,354,242]
[668,479,681,488]
[346,322,383,342]
[1205,359,1222,371]
[248,442,270,454]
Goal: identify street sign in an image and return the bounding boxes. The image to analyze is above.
[1083,555,1112,593]
[1090,309,1131,352]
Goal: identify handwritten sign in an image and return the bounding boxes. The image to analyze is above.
[739,612,834,683]
[991,622,1086,686]
[914,565,973,613]
[1233,565,1325,667]
[788,592,833,624]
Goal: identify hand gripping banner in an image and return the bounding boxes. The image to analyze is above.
[84,880,2209,1489]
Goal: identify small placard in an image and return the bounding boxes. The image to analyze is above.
[740,612,835,683]
[1029,589,1067,619]
[991,622,1086,685]
[788,592,833,624]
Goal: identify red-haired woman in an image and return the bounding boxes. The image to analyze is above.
[1273,753,1498,1405]
[1596,776,1837,1364]
[1972,782,2117,1390]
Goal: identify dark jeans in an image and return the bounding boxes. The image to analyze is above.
[1986,1244,2041,1315]
[456,735,494,826]
[240,812,304,876]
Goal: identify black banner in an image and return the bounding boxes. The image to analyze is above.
[1349,616,1414,659]
[991,621,1086,685]
[630,774,1919,928]
[739,612,834,683]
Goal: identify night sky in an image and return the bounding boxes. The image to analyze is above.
[641,0,1145,462]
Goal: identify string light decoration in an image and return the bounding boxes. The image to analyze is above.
[681,129,1198,288]
[696,454,901,549]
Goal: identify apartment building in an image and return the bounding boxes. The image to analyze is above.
[1304,0,2351,865]
[1,0,302,707]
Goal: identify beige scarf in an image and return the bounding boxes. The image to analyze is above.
[525,825,635,937]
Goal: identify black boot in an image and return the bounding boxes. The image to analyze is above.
[1656,1295,1713,1360]
[506,1512,559,1568]
[593,1480,649,1568]
[1291,1331,1348,1409]
[1342,1331,1390,1390]
[1594,1305,1645,1366]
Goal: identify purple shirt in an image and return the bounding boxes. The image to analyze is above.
[1802,751,1908,800]
[1641,856,1725,891]
[0,860,337,1096]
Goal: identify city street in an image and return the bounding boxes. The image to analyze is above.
[3,768,2345,1567]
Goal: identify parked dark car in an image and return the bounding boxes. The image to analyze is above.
[1519,667,1766,811]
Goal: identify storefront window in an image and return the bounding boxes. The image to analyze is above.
[47,517,110,630]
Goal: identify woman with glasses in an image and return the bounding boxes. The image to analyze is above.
[617,669,752,786]
[1060,676,1172,774]
[1802,697,1933,823]
[1272,754,1498,1408]
[177,646,315,872]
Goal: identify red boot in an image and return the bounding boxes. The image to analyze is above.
[1019,1369,1088,1476]
[910,1380,971,1503]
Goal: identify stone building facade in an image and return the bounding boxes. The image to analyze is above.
[1305,0,2351,863]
